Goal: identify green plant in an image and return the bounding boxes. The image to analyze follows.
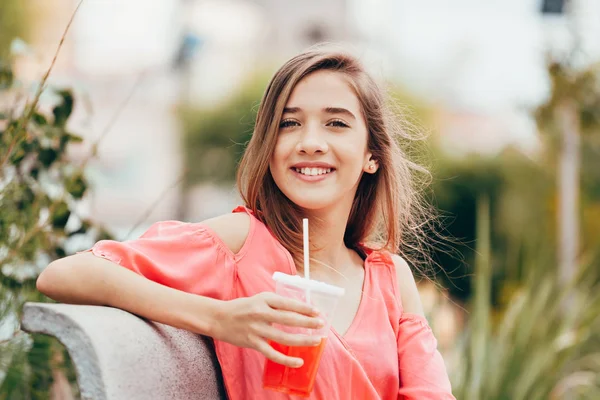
[450,196,600,399]
[1,4,111,397]
[428,147,558,304]
[534,60,600,290]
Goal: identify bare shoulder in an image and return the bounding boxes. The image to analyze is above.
[390,254,425,316]
[201,212,251,255]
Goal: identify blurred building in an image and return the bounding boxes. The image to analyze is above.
[252,0,352,57]
[182,0,354,106]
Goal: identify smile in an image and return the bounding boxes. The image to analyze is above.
[290,167,335,182]
[293,167,333,176]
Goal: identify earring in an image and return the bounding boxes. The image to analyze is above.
[369,163,376,170]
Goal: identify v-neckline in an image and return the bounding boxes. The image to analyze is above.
[286,250,373,340]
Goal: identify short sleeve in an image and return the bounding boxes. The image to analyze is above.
[397,313,455,400]
[85,221,237,301]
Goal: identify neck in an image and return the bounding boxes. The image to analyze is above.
[302,203,357,277]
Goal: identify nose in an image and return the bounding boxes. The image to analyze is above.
[295,124,328,155]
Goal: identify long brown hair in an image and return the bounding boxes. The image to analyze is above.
[237,46,431,270]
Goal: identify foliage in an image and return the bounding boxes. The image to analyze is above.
[428,148,557,303]
[450,195,600,399]
[0,41,109,399]
[445,56,600,399]
[430,59,600,301]
[180,72,269,186]
[535,61,600,140]
[534,60,600,248]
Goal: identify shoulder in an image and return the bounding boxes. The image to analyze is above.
[390,254,425,316]
[201,212,252,255]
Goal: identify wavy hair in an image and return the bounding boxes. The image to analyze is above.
[237,46,432,272]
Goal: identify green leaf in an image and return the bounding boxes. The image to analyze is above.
[65,172,87,199]
[9,145,26,165]
[52,90,74,128]
[26,334,55,398]
[32,112,48,126]
[16,186,35,211]
[68,219,90,236]
[37,148,58,168]
[0,62,13,90]
[58,132,83,152]
[50,201,70,229]
[30,167,39,180]
[68,133,82,143]
[53,246,66,258]
[96,228,114,241]
[0,333,33,399]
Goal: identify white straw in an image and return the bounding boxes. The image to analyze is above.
[303,218,310,282]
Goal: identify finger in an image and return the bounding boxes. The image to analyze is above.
[255,339,304,368]
[265,294,319,316]
[265,310,324,330]
[262,326,322,347]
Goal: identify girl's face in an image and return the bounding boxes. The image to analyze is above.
[270,70,378,212]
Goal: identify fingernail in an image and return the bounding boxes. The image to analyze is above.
[295,359,304,367]
[312,307,320,315]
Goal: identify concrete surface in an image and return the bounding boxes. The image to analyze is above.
[21,303,226,400]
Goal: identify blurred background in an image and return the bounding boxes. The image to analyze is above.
[1,0,599,399]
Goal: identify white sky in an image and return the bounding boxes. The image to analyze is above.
[70,0,600,112]
[351,0,600,112]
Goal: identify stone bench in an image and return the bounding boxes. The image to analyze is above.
[21,303,227,400]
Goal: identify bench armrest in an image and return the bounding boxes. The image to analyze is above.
[21,302,226,400]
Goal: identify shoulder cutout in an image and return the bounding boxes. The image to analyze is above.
[391,254,425,316]
[201,212,252,255]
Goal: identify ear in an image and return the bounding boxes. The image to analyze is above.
[363,155,379,174]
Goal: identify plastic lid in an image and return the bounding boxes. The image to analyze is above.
[272,272,345,297]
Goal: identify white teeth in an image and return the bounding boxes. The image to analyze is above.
[294,167,333,176]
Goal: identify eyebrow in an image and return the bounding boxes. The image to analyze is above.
[283,107,356,120]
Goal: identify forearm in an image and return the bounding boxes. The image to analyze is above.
[36,252,221,336]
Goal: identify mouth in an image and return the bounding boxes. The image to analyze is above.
[291,167,335,176]
[290,166,336,182]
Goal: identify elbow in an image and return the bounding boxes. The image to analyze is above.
[36,259,71,300]
[36,252,114,305]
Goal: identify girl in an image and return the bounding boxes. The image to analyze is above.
[37,47,455,399]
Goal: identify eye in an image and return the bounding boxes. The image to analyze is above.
[279,119,300,129]
[327,119,350,128]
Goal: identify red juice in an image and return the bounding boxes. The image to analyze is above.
[262,338,328,397]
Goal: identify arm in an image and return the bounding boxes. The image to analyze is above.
[36,213,323,367]
[36,213,252,333]
[393,255,455,400]
[37,252,219,335]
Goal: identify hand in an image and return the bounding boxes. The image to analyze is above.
[210,292,324,368]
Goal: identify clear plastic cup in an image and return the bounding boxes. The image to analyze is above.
[262,272,345,398]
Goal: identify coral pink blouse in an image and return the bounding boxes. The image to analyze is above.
[88,206,454,399]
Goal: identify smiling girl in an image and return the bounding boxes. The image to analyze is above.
[37,47,455,399]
